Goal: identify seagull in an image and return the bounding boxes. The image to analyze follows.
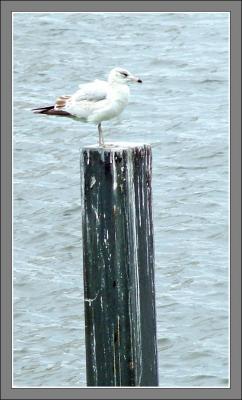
[32,67,142,146]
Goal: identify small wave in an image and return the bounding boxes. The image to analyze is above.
[63,205,81,216]
[194,78,227,85]
[184,350,211,360]
[196,151,225,160]
[192,374,219,381]
[157,337,173,351]
[158,301,179,309]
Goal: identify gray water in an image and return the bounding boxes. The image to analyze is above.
[13,12,229,387]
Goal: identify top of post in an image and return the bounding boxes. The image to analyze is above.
[82,142,151,152]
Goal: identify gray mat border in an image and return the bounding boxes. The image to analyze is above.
[1,1,241,399]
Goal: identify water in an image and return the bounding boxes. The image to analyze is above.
[13,12,229,387]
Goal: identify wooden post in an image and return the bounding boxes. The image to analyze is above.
[81,143,158,387]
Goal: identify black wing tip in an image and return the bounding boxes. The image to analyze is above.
[32,106,54,114]
[32,106,71,116]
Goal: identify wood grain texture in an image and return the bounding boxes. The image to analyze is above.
[81,144,158,387]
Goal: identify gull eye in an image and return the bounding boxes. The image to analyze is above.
[121,72,128,77]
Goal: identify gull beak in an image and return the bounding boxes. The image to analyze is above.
[128,75,143,83]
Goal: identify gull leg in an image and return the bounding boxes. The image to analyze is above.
[98,123,104,146]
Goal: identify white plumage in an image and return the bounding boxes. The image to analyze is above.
[33,67,142,146]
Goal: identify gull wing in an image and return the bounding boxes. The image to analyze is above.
[72,79,109,102]
[33,80,109,116]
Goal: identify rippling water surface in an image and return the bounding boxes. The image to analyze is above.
[13,12,229,387]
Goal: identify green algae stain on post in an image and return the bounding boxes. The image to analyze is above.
[81,143,158,387]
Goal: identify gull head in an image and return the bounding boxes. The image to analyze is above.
[108,67,142,85]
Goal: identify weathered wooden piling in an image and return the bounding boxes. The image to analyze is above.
[81,143,158,387]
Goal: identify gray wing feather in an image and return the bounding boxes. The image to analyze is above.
[72,79,108,102]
